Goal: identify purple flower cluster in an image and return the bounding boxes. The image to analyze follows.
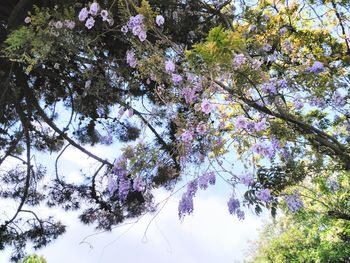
[181,87,197,104]
[201,99,214,114]
[125,14,147,42]
[326,179,340,193]
[307,61,325,74]
[256,188,271,202]
[165,60,175,73]
[198,172,216,189]
[181,130,194,143]
[107,158,132,202]
[232,54,246,69]
[239,173,254,186]
[332,90,346,107]
[133,176,145,192]
[196,122,208,135]
[285,191,303,212]
[227,196,245,220]
[252,142,275,158]
[179,179,198,219]
[262,44,272,52]
[234,115,248,130]
[78,2,112,29]
[126,50,137,68]
[172,74,183,84]
[261,81,277,94]
[155,15,165,26]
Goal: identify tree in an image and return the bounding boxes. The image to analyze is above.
[0,0,349,261]
[248,170,350,262]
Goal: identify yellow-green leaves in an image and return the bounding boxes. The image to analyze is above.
[187,26,245,67]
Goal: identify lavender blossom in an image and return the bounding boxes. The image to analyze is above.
[285,192,303,212]
[85,17,95,29]
[256,188,271,202]
[165,60,175,73]
[156,15,165,26]
[126,50,137,68]
[307,61,325,74]
[78,7,89,21]
[201,99,214,114]
[100,10,109,21]
[89,2,100,16]
[178,193,194,219]
[172,74,183,84]
[227,196,240,214]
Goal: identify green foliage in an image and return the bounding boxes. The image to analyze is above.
[187,26,245,67]
[20,254,47,263]
[249,170,350,262]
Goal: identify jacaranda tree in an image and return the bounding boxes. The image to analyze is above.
[1,0,349,260]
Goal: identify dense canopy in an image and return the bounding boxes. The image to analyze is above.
[0,0,350,261]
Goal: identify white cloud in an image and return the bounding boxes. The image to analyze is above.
[29,190,265,263]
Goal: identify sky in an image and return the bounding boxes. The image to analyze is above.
[0,140,268,263]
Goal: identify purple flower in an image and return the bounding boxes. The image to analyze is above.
[234,116,248,130]
[332,90,346,107]
[172,74,183,84]
[181,130,194,143]
[198,172,216,189]
[126,50,137,68]
[254,118,267,132]
[178,193,194,219]
[270,136,280,150]
[118,176,130,202]
[232,54,246,68]
[227,196,240,214]
[99,135,113,145]
[187,180,198,197]
[256,188,271,202]
[196,122,208,135]
[249,24,257,32]
[283,39,293,52]
[236,210,245,220]
[261,81,277,94]
[181,87,197,104]
[132,25,142,35]
[240,173,254,186]
[85,17,95,29]
[165,60,175,73]
[89,2,100,16]
[107,175,118,194]
[327,179,340,193]
[127,14,146,39]
[201,99,214,114]
[307,61,325,74]
[78,7,89,21]
[252,142,275,158]
[133,177,145,192]
[310,97,326,108]
[285,192,303,212]
[208,172,216,185]
[138,30,147,42]
[263,44,272,52]
[155,15,165,26]
[279,27,287,35]
[100,10,109,21]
